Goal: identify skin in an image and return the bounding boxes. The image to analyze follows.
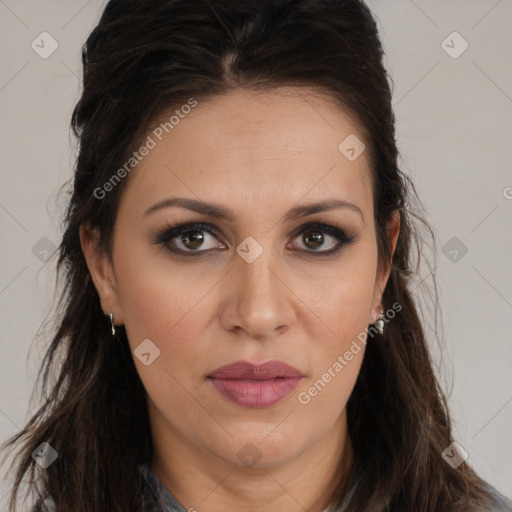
[80,87,400,512]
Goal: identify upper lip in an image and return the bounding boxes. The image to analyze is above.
[208,360,304,379]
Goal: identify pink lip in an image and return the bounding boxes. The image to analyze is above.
[208,360,303,408]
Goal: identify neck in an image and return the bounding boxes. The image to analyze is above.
[149,406,353,512]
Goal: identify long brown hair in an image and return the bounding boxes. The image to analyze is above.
[1,1,504,511]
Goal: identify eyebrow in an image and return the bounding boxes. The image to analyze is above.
[144,197,365,223]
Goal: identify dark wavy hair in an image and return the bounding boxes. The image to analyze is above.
[1,1,505,511]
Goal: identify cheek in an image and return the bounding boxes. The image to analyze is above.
[293,281,372,425]
[297,351,364,418]
[113,224,193,330]
[293,246,377,408]
[116,266,212,352]
[307,247,378,348]
[114,257,216,422]
[297,286,371,408]
[112,237,220,374]
[322,276,375,344]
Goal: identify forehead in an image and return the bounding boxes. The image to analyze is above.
[119,87,373,220]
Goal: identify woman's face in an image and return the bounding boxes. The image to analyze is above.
[82,87,399,471]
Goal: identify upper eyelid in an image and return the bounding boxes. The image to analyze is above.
[159,220,346,236]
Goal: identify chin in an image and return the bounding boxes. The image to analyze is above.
[208,428,307,469]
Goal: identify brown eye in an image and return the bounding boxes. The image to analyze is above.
[291,223,355,255]
[295,229,337,252]
[180,230,206,250]
[302,230,326,250]
[153,222,226,255]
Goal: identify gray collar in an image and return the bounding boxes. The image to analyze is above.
[138,463,334,512]
[138,464,187,512]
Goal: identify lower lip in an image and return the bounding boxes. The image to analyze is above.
[209,377,302,408]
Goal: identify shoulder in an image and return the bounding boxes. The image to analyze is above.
[485,484,512,511]
[29,464,182,512]
[30,496,57,512]
[29,470,512,512]
[138,463,187,512]
[468,481,512,512]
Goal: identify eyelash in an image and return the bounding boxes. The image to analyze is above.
[151,221,355,257]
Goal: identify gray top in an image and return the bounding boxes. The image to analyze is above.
[138,464,186,512]
[138,463,330,512]
[33,463,512,511]
[138,463,512,512]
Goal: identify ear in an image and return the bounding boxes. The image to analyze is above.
[79,223,124,326]
[370,209,400,323]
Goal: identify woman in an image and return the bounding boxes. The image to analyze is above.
[1,1,510,511]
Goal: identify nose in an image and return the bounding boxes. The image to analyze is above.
[219,244,297,340]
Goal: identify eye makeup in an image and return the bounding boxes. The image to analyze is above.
[151,220,356,257]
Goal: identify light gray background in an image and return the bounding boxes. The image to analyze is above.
[0,0,511,507]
